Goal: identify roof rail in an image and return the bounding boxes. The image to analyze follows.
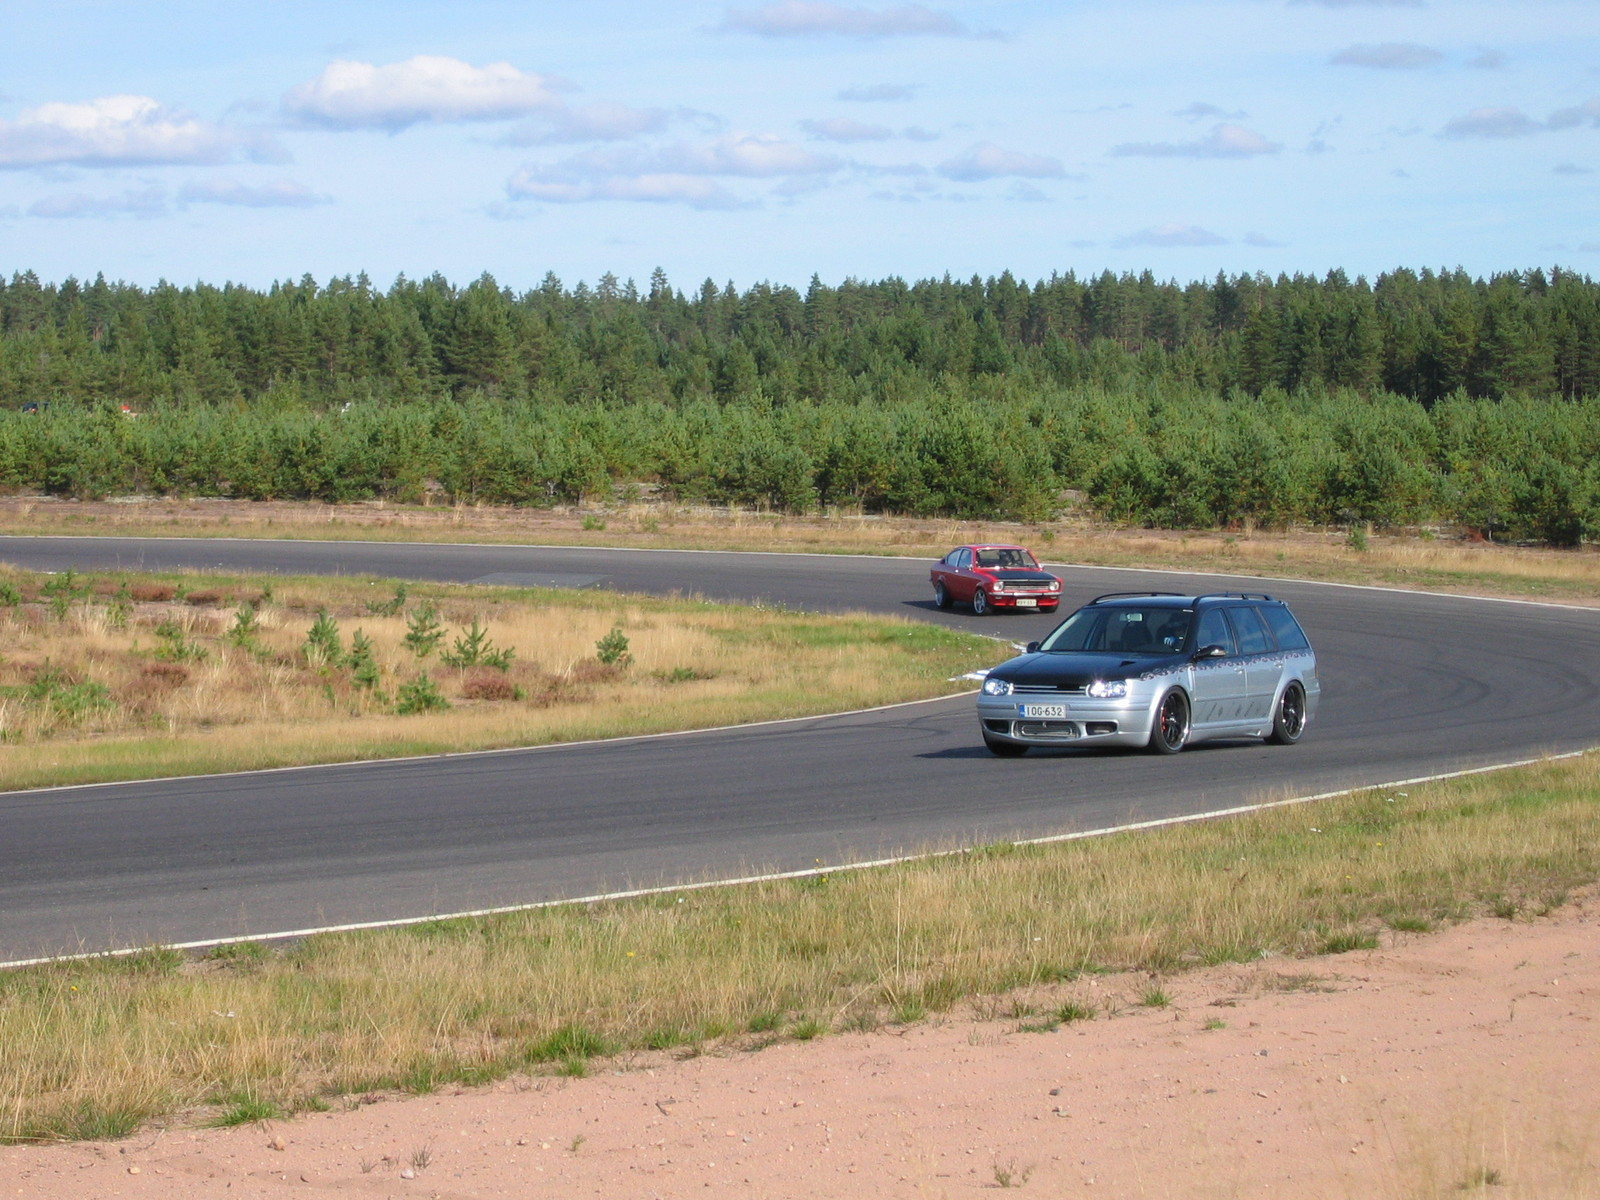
[1088,591,1185,604]
[1192,592,1275,603]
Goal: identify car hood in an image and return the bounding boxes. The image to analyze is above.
[982,569,1057,582]
[991,650,1187,689]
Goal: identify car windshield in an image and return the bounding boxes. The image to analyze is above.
[974,548,1037,569]
[1039,606,1192,654]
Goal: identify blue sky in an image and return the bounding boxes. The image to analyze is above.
[1,0,1595,292]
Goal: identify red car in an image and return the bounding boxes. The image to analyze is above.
[930,544,1062,615]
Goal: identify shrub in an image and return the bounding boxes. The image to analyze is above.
[303,609,342,666]
[395,672,449,714]
[402,602,444,658]
[440,616,514,670]
[595,625,632,667]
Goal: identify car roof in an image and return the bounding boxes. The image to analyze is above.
[1086,591,1280,608]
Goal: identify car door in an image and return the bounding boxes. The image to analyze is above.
[949,547,975,601]
[1187,607,1248,731]
[1229,605,1280,723]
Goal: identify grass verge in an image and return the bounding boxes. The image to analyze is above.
[0,566,994,792]
[4,750,1597,1142]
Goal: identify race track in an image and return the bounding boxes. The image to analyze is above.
[2,536,1598,962]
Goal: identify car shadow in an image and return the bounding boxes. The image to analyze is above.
[918,739,1257,760]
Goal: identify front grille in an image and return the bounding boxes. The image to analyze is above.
[1017,720,1080,738]
[1012,683,1087,695]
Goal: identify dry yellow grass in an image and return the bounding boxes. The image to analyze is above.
[0,568,993,792]
[4,751,1597,1142]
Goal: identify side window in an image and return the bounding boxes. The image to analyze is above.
[1229,607,1272,655]
[956,549,972,569]
[943,550,961,566]
[1194,609,1237,657]
[1261,605,1310,651]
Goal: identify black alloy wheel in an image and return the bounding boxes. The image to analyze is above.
[1267,682,1306,745]
[1148,689,1190,754]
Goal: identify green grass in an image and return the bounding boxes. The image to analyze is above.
[5,750,1598,1143]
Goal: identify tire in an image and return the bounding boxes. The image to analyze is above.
[1147,689,1190,754]
[933,581,951,609]
[1267,681,1306,745]
[983,734,1028,757]
[972,588,989,616]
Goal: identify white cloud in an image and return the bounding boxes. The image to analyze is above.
[503,103,670,146]
[1468,49,1507,70]
[1113,223,1227,248]
[1548,98,1600,130]
[1244,231,1287,247]
[0,96,262,169]
[28,186,167,218]
[1331,43,1443,69]
[1440,107,1543,138]
[838,83,917,102]
[720,2,980,38]
[663,133,840,176]
[802,117,893,142]
[508,169,745,210]
[1438,98,1600,138]
[938,142,1064,181]
[283,56,562,131]
[178,179,330,207]
[506,133,841,209]
[1174,102,1247,121]
[1554,163,1591,175]
[1111,123,1281,158]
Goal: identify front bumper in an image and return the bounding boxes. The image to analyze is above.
[976,691,1155,747]
[987,592,1059,610]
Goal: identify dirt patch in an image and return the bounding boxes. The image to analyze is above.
[7,893,1596,1198]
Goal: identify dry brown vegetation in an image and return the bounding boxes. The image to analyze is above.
[0,566,992,792]
[3,751,1596,1143]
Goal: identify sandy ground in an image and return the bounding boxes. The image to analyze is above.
[6,893,1597,1200]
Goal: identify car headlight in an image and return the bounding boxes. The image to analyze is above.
[981,677,1014,696]
[990,580,1005,592]
[1048,580,1060,592]
[1087,679,1128,699]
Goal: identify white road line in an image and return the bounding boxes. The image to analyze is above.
[4,747,1588,971]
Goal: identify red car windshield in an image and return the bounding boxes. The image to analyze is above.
[974,549,1037,569]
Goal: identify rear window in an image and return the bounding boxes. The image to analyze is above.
[1260,605,1310,651]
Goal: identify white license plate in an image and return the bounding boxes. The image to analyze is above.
[1020,703,1067,719]
[1014,597,1037,607]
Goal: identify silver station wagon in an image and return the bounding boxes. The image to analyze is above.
[975,592,1320,755]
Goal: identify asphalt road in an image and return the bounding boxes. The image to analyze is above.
[2,535,1598,962]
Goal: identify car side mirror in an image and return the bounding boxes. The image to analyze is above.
[1194,644,1227,659]
[1026,641,1040,654]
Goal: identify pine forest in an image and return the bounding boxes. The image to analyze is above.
[2,264,1598,544]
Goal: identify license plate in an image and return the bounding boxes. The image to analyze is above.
[1014,597,1037,607]
[1020,703,1067,719]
